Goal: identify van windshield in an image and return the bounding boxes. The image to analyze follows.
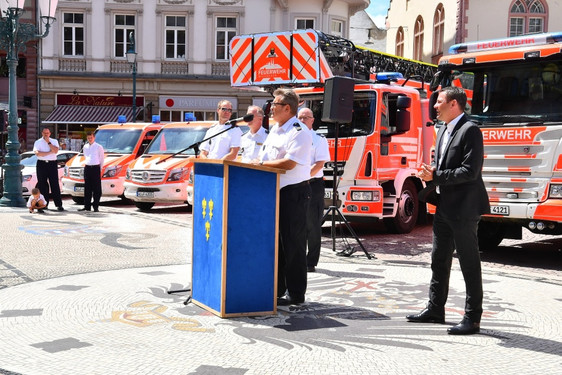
[299,92,376,137]
[94,129,143,153]
[146,127,209,155]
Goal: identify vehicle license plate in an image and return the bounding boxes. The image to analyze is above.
[490,205,509,216]
[324,191,332,199]
[137,191,154,198]
[74,186,84,193]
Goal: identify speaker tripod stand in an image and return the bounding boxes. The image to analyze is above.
[321,121,373,260]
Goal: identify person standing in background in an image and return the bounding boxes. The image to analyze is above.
[200,100,242,160]
[240,105,268,163]
[79,132,104,212]
[33,128,64,211]
[298,107,330,273]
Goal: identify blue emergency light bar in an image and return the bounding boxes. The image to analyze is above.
[449,32,562,54]
[375,72,404,82]
[184,112,196,122]
[118,115,126,124]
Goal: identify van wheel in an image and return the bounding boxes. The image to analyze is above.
[384,179,418,234]
[477,221,505,251]
[72,197,84,205]
[135,202,155,211]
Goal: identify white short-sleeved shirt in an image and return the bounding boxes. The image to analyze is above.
[259,116,312,188]
[310,131,330,178]
[27,193,47,208]
[240,126,268,162]
[199,123,243,159]
[33,138,59,161]
[83,142,105,166]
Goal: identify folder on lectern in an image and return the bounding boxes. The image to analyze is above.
[190,159,284,318]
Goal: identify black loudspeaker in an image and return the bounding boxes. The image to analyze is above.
[322,76,355,123]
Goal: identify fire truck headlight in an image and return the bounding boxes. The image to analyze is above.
[549,184,562,198]
[351,191,380,201]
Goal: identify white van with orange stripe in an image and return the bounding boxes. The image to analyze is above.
[62,121,164,203]
[432,32,562,248]
[123,121,213,211]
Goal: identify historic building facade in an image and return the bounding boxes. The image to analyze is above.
[386,0,562,64]
[32,0,368,149]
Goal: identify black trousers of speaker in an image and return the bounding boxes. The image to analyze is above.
[321,76,355,123]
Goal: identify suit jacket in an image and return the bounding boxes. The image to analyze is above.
[420,114,490,220]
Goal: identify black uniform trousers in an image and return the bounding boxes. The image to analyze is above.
[278,180,311,299]
[428,209,483,322]
[306,177,325,267]
[84,165,102,210]
[36,160,62,208]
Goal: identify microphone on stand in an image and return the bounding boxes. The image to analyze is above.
[225,113,254,126]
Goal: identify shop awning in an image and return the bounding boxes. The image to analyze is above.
[43,105,143,124]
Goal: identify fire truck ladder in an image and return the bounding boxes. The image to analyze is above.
[316,31,437,83]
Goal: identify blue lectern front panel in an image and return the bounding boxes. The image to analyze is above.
[192,163,225,312]
[225,165,277,313]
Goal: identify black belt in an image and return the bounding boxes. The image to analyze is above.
[281,180,309,191]
[85,164,100,167]
[37,160,55,163]
[310,177,324,183]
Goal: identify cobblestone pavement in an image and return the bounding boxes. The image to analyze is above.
[0,203,560,375]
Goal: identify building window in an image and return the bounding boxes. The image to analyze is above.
[215,16,237,60]
[413,16,424,61]
[295,18,315,30]
[433,5,444,59]
[165,15,187,59]
[395,27,404,57]
[331,20,344,37]
[509,0,546,37]
[115,14,135,58]
[63,13,84,56]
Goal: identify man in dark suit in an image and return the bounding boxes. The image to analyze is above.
[407,86,490,335]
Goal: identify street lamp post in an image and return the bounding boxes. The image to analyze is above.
[0,0,58,207]
[126,32,137,123]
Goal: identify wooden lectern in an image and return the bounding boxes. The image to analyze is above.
[191,159,284,318]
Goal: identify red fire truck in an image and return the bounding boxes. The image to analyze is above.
[431,32,562,248]
[229,30,437,233]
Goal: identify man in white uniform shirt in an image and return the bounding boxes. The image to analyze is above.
[33,127,64,211]
[199,100,242,160]
[298,107,330,273]
[240,105,268,163]
[79,132,104,212]
[258,88,312,306]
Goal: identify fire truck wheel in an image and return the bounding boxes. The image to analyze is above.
[477,221,505,251]
[384,179,419,234]
[71,196,84,205]
[134,202,155,211]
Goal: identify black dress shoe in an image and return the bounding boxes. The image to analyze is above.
[307,265,316,272]
[93,208,99,212]
[406,308,445,323]
[277,294,305,306]
[57,206,64,211]
[78,208,91,212]
[447,317,480,335]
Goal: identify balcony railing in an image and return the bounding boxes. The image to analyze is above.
[161,61,189,75]
[58,58,86,72]
[211,62,229,76]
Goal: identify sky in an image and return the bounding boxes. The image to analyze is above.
[365,0,391,28]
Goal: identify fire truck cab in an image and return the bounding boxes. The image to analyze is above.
[229,30,437,233]
[432,32,562,248]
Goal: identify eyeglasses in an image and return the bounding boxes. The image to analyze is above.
[220,108,233,112]
[298,116,313,120]
[271,102,288,107]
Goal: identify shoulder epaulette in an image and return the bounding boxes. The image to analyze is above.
[293,122,302,131]
[265,129,269,134]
